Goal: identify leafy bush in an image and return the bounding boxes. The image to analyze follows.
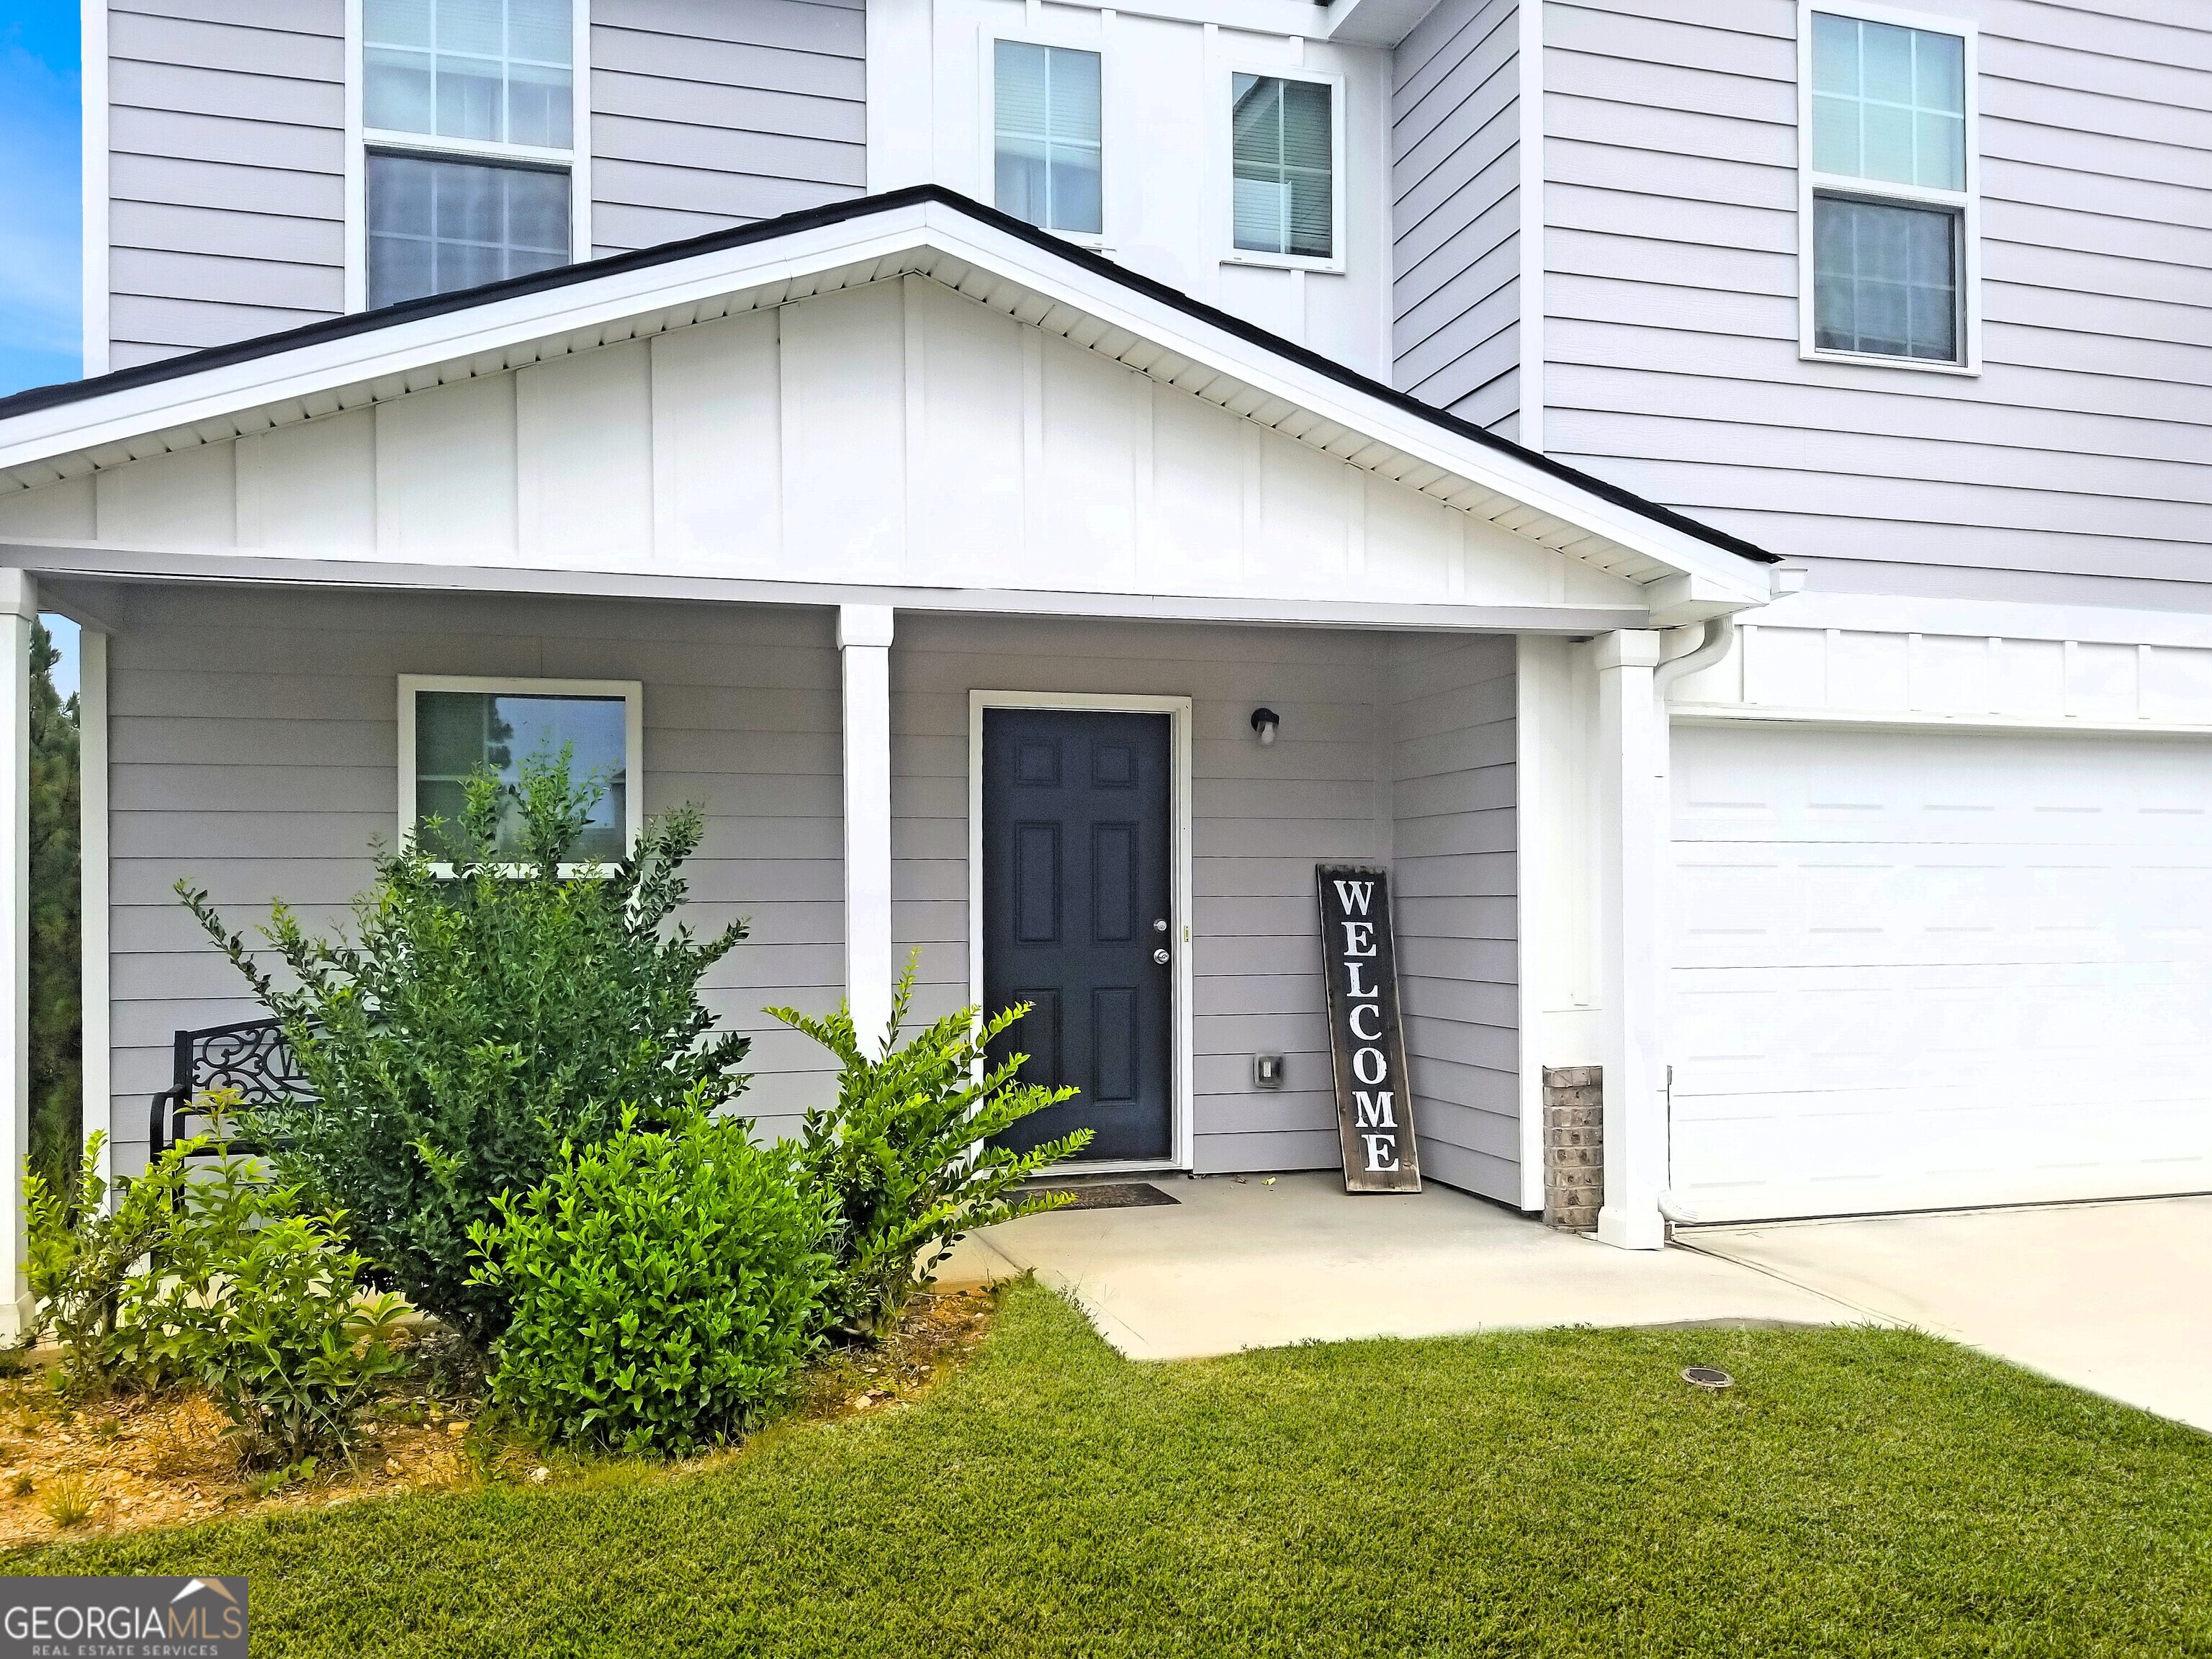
[132,1154,413,1469]
[180,751,751,1349]
[467,1102,835,1456]
[770,962,1092,1339]
[22,1128,189,1395]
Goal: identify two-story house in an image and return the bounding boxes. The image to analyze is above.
[0,0,2199,1325]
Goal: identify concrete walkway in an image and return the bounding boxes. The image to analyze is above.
[943,1172,1859,1360]
[1687,1196,2212,1433]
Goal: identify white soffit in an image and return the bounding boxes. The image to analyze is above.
[0,197,1774,606]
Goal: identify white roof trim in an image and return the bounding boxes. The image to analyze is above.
[0,194,1777,608]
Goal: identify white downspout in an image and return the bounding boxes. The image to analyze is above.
[1650,613,1735,1231]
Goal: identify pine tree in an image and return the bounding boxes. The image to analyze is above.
[27,620,81,1192]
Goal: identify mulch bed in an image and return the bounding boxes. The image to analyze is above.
[0,1287,999,1549]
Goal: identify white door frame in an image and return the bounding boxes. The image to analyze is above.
[968,690,1196,1174]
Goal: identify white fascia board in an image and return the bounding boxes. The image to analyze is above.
[1318,0,1446,47]
[0,195,1771,602]
[0,207,941,475]
[0,539,1649,634]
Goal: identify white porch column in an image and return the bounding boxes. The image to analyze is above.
[1593,629,1667,1250]
[838,605,896,1046]
[0,572,35,1331]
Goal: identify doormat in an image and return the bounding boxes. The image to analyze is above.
[1034,1182,1181,1211]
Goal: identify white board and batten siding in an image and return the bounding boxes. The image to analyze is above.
[1665,613,2212,1223]
[1388,0,1521,438]
[104,585,848,1177]
[0,276,1639,624]
[93,0,868,369]
[1539,0,2212,605]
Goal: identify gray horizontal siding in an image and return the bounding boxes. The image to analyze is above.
[888,614,1397,1177]
[1392,0,1521,437]
[1389,634,1518,1205]
[105,0,346,365]
[1540,0,2212,598]
[104,587,845,1176]
[589,0,866,256]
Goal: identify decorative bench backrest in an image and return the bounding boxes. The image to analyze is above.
[148,1017,317,1159]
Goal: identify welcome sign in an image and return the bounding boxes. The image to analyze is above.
[1315,866,1421,1193]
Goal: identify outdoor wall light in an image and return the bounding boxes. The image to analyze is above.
[1249,707,1280,747]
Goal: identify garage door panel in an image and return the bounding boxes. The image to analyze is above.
[1670,725,2212,1221]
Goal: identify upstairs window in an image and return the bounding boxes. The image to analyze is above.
[994,42,1102,237]
[1231,74,1334,262]
[1802,8,1977,369]
[366,0,573,148]
[359,0,582,310]
[368,154,569,308]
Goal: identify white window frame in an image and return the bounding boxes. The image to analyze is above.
[1796,0,1980,376]
[397,675,644,875]
[344,0,594,313]
[978,22,1110,251]
[1218,64,1348,276]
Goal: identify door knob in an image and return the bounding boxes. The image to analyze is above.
[1154,947,1171,965]
[1153,917,1169,932]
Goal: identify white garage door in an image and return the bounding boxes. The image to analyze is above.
[1669,723,2212,1223]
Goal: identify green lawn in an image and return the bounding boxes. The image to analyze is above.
[10,1282,2212,1657]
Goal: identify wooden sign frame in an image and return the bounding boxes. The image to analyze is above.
[1315,864,1421,1193]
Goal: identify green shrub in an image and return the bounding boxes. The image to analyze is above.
[135,1157,412,1469]
[467,1102,835,1456]
[22,1128,192,1395]
[180,750,752,1350]
[770,961,1092,1339]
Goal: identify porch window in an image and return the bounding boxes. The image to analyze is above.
[1802,8,1976,369]
[994,41,1103,237]
[1231,74,1334,261]
[399,677,642,866]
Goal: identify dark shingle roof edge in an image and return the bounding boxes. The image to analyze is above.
[0,184,1779,567]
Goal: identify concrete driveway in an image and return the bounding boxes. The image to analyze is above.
[1686,1195,2212,1433]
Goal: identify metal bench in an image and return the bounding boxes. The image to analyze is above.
[148,1017,315,1159]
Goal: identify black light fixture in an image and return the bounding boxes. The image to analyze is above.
[1249,707,1280,747]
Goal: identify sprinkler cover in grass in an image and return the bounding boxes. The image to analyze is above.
[1681,1367,1734,1391]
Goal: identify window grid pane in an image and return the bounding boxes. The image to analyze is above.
[1231,73,1333,259]
[1809,14,1965,192]
[368,153,570,307]
[414,691,627,863]
[1813,195,1958,361]
[994,41,1102,235]
[365,0,572,148]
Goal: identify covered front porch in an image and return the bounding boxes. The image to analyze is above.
[0,187,1792,1328]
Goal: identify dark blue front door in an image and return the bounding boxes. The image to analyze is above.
[983,707,1174,1161]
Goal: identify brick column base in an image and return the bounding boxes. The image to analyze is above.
[1542,1066,1602,1233]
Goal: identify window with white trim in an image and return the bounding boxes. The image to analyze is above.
[1231,74,1333,262]
[400,678,642,866]
[361,0,581,308]
[1802,8,1975,367]
[993,41,1102,237]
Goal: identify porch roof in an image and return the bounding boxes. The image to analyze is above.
[0,186,1784,619]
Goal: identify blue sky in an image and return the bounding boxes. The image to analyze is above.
[0,4,79,400]
[0,4,82,691]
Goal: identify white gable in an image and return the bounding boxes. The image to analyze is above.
[0,196,1779,626]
